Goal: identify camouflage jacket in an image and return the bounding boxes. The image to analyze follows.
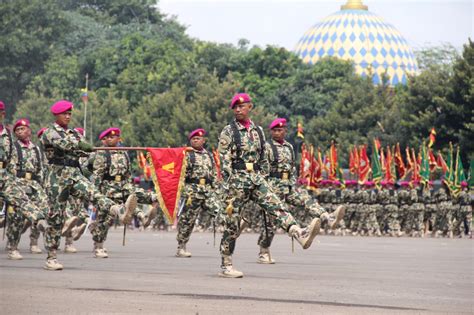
[218,119,269,186]
[184,148,218,197]
[398,189,411,205]
[264,139,296,194]
[41,122,85,163]
[341,188,355,204]
[0,125,14,182]
[7,139,46,184]
[92,149,132,198]
[377,189,391,205]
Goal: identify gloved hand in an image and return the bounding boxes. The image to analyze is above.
[78,141,94,152]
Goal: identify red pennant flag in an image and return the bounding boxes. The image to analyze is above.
[436,151,448,174]
[428,149,437,172]
[146,147,188,224]
[428,128,436,148]
[394,143,406,179]
[359,145,371,184]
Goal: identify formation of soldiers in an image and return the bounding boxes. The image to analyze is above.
[1,94,472,279]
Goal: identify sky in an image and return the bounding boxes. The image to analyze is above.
[158,0,473,51]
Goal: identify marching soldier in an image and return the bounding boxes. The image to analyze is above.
[257,118,344,264]
[90,127,158,258]
[175,128,222,257]
[217,93,320,278]
[41,101,136,270]
[6,119,49,258]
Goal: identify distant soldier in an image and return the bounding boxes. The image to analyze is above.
[341,180,358,235]
[397,181,411,235]
[385,181,402,237]
[433,186,453,238]
[453,182,471,238]
[175,128,222,257]
[41,101,135,270]
[6,119,49,259]
[90,127,158,258]
[217,93,320,278]
[354,181,371,236]
[257,118,344,264]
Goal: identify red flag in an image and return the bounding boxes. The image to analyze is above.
[394,143,406,179]
[358,145,371,184]
[428,128,436,148]
[212,148,222,181]
[309,146,322,187]
[138,151,152,180]
[328,141,337,181]
[146,147,188,224]
[428,149,437,172]
[411,148,420,183]
[436,151,448,174]
[405,146,413,178]
[298,143,311,185]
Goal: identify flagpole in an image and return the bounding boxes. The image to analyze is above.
[93,147,193,151]
[83,73,89,139]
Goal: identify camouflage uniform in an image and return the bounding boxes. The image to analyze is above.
[385,188,401,235]
[41,122,116,261]
[377,188,390,234]
[453,189,471,237]
[91,149,157,243]
[433,187,453,237]
[367,189,381,236]
[406,188,424,236]
[218,120,300,265]
[6,139,49,251]
[397,187,411,233]
[258,139,327,249]
[176,148,222,251]
[355,188,370,235]
[423,189,436,234]
[341,186,357,233]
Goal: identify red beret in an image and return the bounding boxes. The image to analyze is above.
[230,93,251,109]
[74,127,85,136]
[188,128,206,140]
[461,181,468,188]
[345,180,358,186]
[399,181,410,187]
[269,118,287,129]
[364,181,374,187]
[51,100,74,115]
[37,127,48,138]
[13,118,30,131]
[0,101,5,111]
[99,127,121,140]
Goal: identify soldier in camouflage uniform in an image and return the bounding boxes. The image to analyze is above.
[91,127,158,258]
[354,181,371,236]
[384,181,402,236]
[256,118,343,264]
[422,184,436,236]
[405,182,424,237]
[341,180,358,234]
[453,182,471,237]
[397,181,411,235]
[433,186,453,238]
[6,119,49,259]
[366,183,381,236]
[41,101,135,270]
[217,94,320,278]
[175,128,222,257]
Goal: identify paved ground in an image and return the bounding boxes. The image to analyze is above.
[0,229,472,314]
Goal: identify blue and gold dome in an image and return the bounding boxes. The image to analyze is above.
[294,0,418,85]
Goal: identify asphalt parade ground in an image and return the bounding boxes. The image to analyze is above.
[0,229,472,314]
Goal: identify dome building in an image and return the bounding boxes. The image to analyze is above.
[294,0,418,85]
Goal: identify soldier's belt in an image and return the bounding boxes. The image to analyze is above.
[103,174,126,182]
[15,171,39,181]
[269,171,290,180]
[48,158,80,168]
[186,178,211,185]
[232,161,261,172]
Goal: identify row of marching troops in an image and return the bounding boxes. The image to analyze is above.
[0,93,329,279]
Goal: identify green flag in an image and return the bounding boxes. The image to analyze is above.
[371,139,382,186]
[469,160,474,188]
[420,143,430,185]
[454,146,466,194]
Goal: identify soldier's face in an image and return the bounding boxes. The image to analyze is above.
[14,126,31,141]
[55,111,72,126]
[271,127,287,142]
[233,103,252,121]
[190,136,205,150]
[103,135,120,147]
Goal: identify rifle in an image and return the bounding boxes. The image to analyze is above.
[1,199,6,240]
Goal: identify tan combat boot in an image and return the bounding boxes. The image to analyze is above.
[289,218,321,250]
[65,237,77,253]
[44,250,63,270]
[257,246,275,264]
[176,244,192,258]
[329,205,346,230]
[138,204,158,229]
[93,242,108,258]
[218,255,244,278]
[120,194,138,225]
[61,216,79,236]
[30,239,42,254]
[71,223,87,241]
[8,248,23,260]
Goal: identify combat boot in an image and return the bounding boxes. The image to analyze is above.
[71,223,87,241]
[61,216,79,236]
[93,242,108,258]
[329,206,345,229]
[138,205,158,229]
[375,229,382,237]
[120,194,138,225]
[30,239,42,254]
[289,218,321,250]
[257,246,275,264]
[44,251,63,271]
[8,249,23,260]
[176,244,192,258]
[218,255,243,278]
[65,237,77,253]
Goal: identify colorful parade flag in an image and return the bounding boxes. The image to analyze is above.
[444,143,455,192]
[212,148,222,181]
[436,151,448,174]
[428,149,437,172]
[146,147,188,224]
[453,146,466,195]
[428,128,436,148]
[359,145,371,184]
[138,151,152,180]
[298,143,311,185]
[81,88,88,104]
[411,147,420,184]
[394,143,406,179]
[420,143,430,185]
[296,122,304,139]
[328,141,338,181]
[384,146,396,183]
[371,139,382,186]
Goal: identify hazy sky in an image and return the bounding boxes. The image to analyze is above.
[159,0,473,51]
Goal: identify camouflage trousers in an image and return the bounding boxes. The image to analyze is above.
[384,204,400,232]
[258,186,326,249]
[176,190,222,246]
[220,178,297,258]
[452,205,472,236]
[424,204,438,232]
[44,166,115,257]
[91,184,156,243]
[434,202,453,234]
[345,203,358,232]
[5,179,49,250]
[405,203,424,233]
[398,205,410,231]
